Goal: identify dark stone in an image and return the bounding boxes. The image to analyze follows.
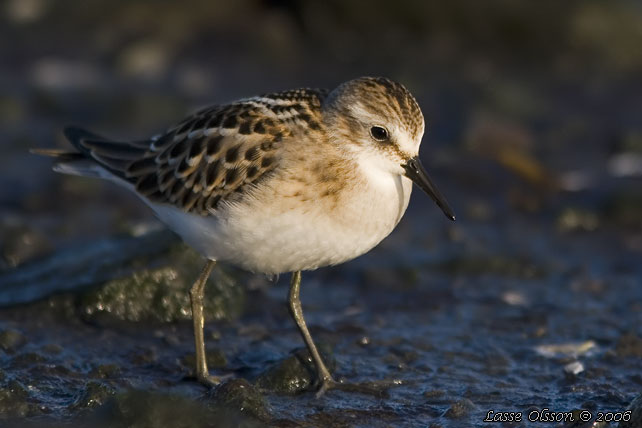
[254,347,335,394]
[90,363,121,379]
[209,378,271,422]
[77,389,233,428]
[69,381,115,410]
[0,329,26,354]
[443,398,476,419]
[11,352,45,367]
[0,380,35,418]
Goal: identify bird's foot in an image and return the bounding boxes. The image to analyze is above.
[314,376,339,398]
[195,372,234,388]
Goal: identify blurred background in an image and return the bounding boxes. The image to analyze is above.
[1,1,641,426]
[2,0,642,262]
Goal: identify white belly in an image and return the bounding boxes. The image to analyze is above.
[150,173,413,275]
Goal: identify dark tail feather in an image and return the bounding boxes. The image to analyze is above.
[60,126,151,179]
[30,148,84,161]
[64,126,147,160]
[32,127,152,181]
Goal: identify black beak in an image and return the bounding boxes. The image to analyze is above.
[402,157,456,221]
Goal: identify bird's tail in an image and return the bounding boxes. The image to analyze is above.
[31,126,149,180]
[30,146,110,179]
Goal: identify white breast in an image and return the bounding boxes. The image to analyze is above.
[148,169,413,275]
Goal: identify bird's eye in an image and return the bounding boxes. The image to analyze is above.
[370,126,389,142]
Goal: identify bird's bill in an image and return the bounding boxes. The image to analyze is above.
[402,157,456,221]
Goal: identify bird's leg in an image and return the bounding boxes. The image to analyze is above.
[287,272,401,398]
[189,259,219,387]
[288,271,337,395]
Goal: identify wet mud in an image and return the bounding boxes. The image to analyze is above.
[2,1,642,426]
[1,211,641,427]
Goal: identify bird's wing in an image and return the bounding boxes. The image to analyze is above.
[60,88,327,215]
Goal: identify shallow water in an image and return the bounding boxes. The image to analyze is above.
[1,203,641,427]
[2,1,642,426]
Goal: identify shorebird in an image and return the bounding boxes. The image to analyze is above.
[33,76,455,394]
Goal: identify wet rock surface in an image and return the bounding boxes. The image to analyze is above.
[255,347,335,394]
[0,223,640,427]
[2,1,642,426]
[209,378,271,423]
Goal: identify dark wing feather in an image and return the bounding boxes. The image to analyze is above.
[132,103,287,214]
[60,123,281,215]
[59,87,328,215]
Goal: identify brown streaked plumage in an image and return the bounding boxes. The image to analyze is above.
[62,87,328,215]
[325,76,425,143]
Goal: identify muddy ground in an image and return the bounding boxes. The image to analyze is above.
[1,1,642,427]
